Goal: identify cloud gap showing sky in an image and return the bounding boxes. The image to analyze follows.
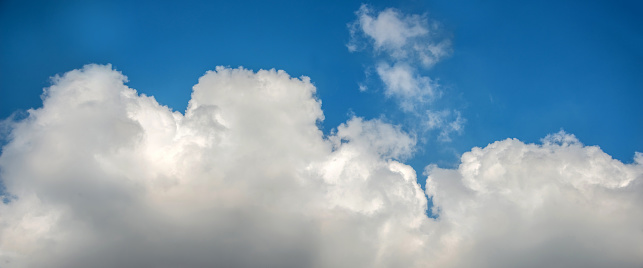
[0,3,641,268]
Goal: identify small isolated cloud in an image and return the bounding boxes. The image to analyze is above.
[348,5,461,141]
[376,62,438,110]
[358,83,368,92]
[1,65,642,268]
[348,4,451,66]
[424,109,465,142]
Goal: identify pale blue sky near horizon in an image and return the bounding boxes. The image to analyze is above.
[1,0,641,174]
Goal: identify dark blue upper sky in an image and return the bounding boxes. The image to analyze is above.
[1,0,641,171]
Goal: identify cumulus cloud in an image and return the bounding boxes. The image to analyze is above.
[426,131,643,268]
[0,65,641,268]
[0,64,429,268]
[348,5,461,141]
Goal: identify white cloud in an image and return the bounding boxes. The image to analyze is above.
[376,62,438,110]
[0,65,429,268]
[350,5,426,54]
[424,109,465,142]
[425,131,643,268]
[358,83,368,92]
[348,5,461,141]
[0,65,641,268]
[348,4,450,66]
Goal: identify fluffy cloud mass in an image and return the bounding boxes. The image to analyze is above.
[0,65,642,268]
[426,133,643,267]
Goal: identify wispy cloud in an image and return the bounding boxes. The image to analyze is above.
[347,4,461,141]
[376,62,438,110]
[348,4,450,66]
[424,109,465,142]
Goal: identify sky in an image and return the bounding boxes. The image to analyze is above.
[0,0,642,267]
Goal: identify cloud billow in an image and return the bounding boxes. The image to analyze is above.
[0,65,641,268]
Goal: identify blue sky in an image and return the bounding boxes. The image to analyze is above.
[2,0,641,168]
[1,1,643,267]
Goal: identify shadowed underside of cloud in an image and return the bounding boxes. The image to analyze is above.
[0,65,641,268]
